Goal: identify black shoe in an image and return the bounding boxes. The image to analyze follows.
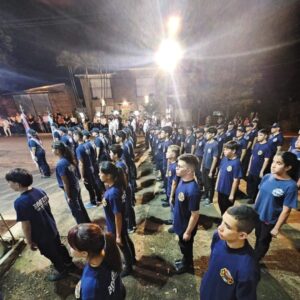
[162,202,170,207]
[174,259,183,266]
[47,270,68,281]
[161,198,168,202]
[174,262,194,275]
[247,199,255,204]
[168,227,175,234]
[164,219,173,225]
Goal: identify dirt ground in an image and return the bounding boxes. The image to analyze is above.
[0,135,299,300]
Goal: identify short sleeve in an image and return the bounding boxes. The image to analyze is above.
[110,190,122,214]
[28,140,36,148]
[14,199,31,222]
[233,161,243,179]
[283,185,298,209]
[191,136,196,145]
[76,147,83,161]
[212,143,219,158]
[264,146,272,158]
[188,189,200,212]
[57,161,67,177]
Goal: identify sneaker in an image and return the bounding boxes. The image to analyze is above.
[247,199,255,204]
[85,203,97,209]
[168,227,175,234]
[162,202,170,208]
[47,270,68,281]
[204,199,212,206]
[128,228,135,234]
[174,262,193,275]
[164,219,173,225]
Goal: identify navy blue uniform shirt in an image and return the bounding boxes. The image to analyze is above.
[200,231,260,300]
[202,141,219,170]
[268,133,284,156]
[195,137,206,158]
[184,134,196,153]
[55,158,79,189]
[14,188,58,243]
[249,143,272,177]
[173,179,201,235]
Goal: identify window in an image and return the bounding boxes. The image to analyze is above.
[90,77,112,99]
[136,77,155,97]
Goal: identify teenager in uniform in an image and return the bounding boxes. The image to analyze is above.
[242,123,255,176]
[176,126,186,154]
[254,151,298,262]
[173,154,201,274]
[288,129,300,151]
[162,145,180,234]
[215,141,243,215]
[268,123,284,157]
[73,130,101,208]
[234,126,248,163]
[216,125,226,160]
[52,141,91,224]
[246,129,272,204]
[100,161,136,277]
[153,129,165,182]
[110,144,136,234]
[290,137,300,188]
[6,168,74,281]
[59,126,74,152]
[194,128,206,187]
[201,127,219,206]
[200,205,260,300]
[68,223,126,299]
[27,129,51,178]
[184,127,196,154]
[225,122,236,142]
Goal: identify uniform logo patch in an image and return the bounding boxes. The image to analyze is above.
[168,171,172,177]
[220,268,234,285]
[258,150,263,156]
[178,192,185,202]
[102,199,107,207]
[227,166,232,172]
[208,149,212,153]
[273,138,277,142]
[272,188,284,197]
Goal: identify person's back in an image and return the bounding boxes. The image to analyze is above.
[81,261,124,300]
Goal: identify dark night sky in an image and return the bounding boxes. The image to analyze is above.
[0,0,300,96]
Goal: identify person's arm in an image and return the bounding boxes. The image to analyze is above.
[30,147,37,160]
[180,142,184,155]
[215,171,220,191]
[209,157,218,177]
[270,206,292,237]
[21,221,37,250]
[169,179,178,205]
[259,158,269,178]
[240,149,247,162]
[115,212,123,245]
[96,147,100,160]
[247,140,252,150]
[191,144,195,155]
[251,137,257,149]
[61,175,71,201]
[183,211,199,241]
[246,155,253,176]
[78,159,85,180]
[229,178,240,201]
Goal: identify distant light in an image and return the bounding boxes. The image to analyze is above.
[155,39,183,72]
[167,16,181,37]
[113,110,119,115]
[134,111,139,116]
[122,100,129,107]
[96,111,101,117]
[144,95,149,104]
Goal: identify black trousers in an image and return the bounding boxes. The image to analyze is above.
[254,221,275,261]
[218,192,234,215]
[202,168,215,203]
[36,151,51,176]
[247,174,261,202]
[178,227,198,266]
[84,172,103,204]
[195,156,203,188]
[119,232,136,269]
[125,186,136,230]
[37,235,73,273]
[64,188,91,224]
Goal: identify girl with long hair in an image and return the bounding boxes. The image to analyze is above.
[52,141,90,224]
[100,161,136,277]
[68,223,125,299]
[254,151,299,261]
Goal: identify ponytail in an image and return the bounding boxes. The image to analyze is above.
[100,161,127,191]
[103,233,122,273]
[52,141,77,167]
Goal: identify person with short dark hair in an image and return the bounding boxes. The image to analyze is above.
[201,127,219,206]
[246,129,272,204]
[254,151,298,262]
[234,126,248,163]
[27,129,51,178]
[200,205,260,300]
[6,168,74,281]
[68,223,126,299]
[184,127,196,154]
[215,141,243,215]
[225,122,236,142]
[173,154,201,274]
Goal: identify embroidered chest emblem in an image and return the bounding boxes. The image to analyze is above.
[102,198,107,207]
[258,150,263,156]
[220,268,234,285]
[208,148,212,153]
[272,188,284,197]
[226,166,232,172]
[273,137,277,142]
[178,192,185,202]
[168,170,172,177]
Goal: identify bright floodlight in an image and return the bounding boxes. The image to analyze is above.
[167,16,180,37]
[144,95,149,104]
[155,39,183,72]
[134,110,139,116]
[113,110,119,115]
